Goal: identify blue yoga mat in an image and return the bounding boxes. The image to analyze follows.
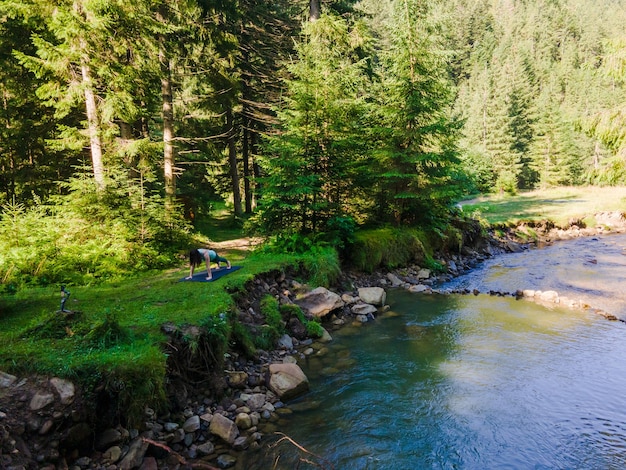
[180,265,242,282]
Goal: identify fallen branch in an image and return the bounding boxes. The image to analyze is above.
[271,433,335,470]
[141,437,219,470]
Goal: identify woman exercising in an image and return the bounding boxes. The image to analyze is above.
[186,248,231,280]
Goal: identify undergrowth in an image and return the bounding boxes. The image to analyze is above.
[348,228,427,272]
[280,303,323,338]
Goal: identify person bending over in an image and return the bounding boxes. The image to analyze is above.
[186,248,231,280]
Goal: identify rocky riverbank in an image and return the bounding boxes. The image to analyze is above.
[2,211,625,470]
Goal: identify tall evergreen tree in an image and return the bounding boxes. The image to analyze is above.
[254,13,373,235]
[371,0,463,224]
[444,0,626,192]
[585,37,626,183]
[13,0,112,190]
[0,5,63,204]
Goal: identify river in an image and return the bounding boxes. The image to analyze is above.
[243,234,626,469]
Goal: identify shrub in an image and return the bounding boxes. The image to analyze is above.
[230,320,257,356]
[299,246,341,287]
[0,170,193,292]
[200,312,231,363]
[279,303,323,339]
[347,228,426,272]
[255,295,286,350]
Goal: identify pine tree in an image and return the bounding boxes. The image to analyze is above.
[0,5,62,204]
[13,0,112,190]
[254,13,374,235]
[371,0,463,224]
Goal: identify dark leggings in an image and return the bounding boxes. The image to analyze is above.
[210,253,228,264]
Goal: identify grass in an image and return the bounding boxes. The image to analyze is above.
[0,207,306,422]
[194,200,245,243]
[4,186,624,421]
[0,250,304,369]
[461,186,626,226]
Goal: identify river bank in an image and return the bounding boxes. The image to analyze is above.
[2,212,625,469]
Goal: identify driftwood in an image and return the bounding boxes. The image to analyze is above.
[270,433,335,470]
[141,437,219,470]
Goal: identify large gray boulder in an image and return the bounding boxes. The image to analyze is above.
[358,287,386,306]
[268,363,309,400]
[295,287,344,318]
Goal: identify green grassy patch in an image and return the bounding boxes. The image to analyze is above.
[193,200,245,243]
[347,227,428,272]
[0,247,305,423]
[461,186,626,226]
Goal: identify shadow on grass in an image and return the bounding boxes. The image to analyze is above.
[0,292,60,329]
[464,194,584,224]
[193,202,245,243]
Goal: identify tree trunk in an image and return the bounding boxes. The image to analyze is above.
[309,0,321,21]
[81,63,105,190]
[160,48,176,212]
[593,141,601,169]
[2,90,15,201]
[242,124,252,214]
[252,131,261,205]
[227,107,243,217]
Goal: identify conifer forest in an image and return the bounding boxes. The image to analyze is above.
[1,0,625,287]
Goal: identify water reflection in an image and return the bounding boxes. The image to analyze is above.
[243,288,626,469]
[445,233,626,319]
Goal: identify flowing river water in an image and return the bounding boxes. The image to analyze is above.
[243,234,626,469]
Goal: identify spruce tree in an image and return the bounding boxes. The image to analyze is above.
[254,13,373,235]
[371,0,463,224]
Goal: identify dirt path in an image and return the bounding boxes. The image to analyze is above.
[211,237,263,251]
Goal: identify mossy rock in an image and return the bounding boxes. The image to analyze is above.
[347,228,426,273]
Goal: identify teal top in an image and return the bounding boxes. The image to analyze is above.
[197,248,216,261]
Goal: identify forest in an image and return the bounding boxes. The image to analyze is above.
[1,0,625,289]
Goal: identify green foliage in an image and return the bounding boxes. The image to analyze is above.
[260,295,282,329]
[0,169,193,291]
[259,233,321,255]
[253,234,341,287]
[230,320,257,357]
[364,0,465,225]
[325,215,357,250]
[279,303,323,339]
[305,319,324,338]
[348,228,426,273]
[253,13,376,236]
[82,312,134,349]
[585,156,626,186]
[200,313,231,367]
[254,295,285,350]
[96,346,167,427]
[423,257,445,274]
[447,0,626,192]
[299,246,341,288]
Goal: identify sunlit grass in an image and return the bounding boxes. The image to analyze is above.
[462,186,626,226]
[0,250,303,367]
[0,201,307,421]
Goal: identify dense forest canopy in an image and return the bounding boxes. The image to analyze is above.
[1,0,625,287]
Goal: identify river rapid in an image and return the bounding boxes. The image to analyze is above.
[244,234,626,469]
